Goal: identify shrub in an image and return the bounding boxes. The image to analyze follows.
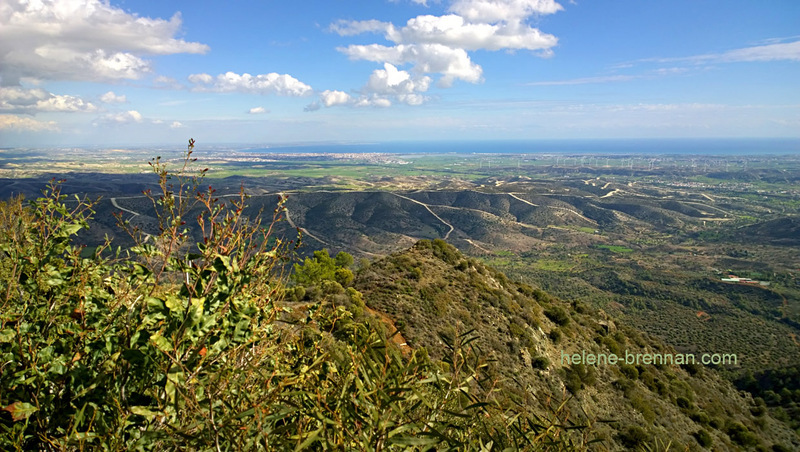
[613,378,635,394]
[334,250,354,269]
[693,429,713,448]
[0,143,292,449]
[617,425,649,449]
[532,356,550,370]
[620,364,639,380]
[726,421,760,447]
[544,305,570,326]
[0,143,587,450]
[690,411,711,425]
[676,396,694,410]
[563,367,584,394]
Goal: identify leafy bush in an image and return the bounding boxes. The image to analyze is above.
[676,396,694,410]
[293,249,354,287]
[620,364,639,380]
[693,429,713,448]
[726,421,760,447]
[617,425,649,449]
[544,305,571,326]
[0,142,584,451]
[531,355,550,370]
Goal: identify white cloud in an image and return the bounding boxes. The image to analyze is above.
[642,39,800,65]
[387,0,431,7]
[396,93,426,105]
[153,75,185,90]
[188,73,214,84]
[100,91,126,103]
[330,19,389,36]
[340,43,483,85]
[304,102,321,112]
[354,96,393,108]
[331,0,562,96]
[305,90,396,111]
[36,94,99,112]
[386,14,557,51]
[320,90,352,107]
[248,106,268,114]
[169,121,184,128]
[556,39,800,90]
[0,86,98,113]
[188,72,313,96]
[449,0,564,23]
[0,0,209,84]
[363,63,431,105]
[0,114,59,132]
[96,110,143,125]
[367,63,431,94]
[706,40,800,63]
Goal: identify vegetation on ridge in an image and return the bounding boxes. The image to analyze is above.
[352,239,799,450]
[0,143,587,450]
[1,141,798,450]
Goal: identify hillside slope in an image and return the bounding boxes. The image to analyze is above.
[353,240,799,451]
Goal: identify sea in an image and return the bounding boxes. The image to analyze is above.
[239,138,800,156]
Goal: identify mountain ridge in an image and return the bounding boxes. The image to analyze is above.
[349,239,799,450]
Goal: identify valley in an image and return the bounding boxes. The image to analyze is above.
[2,145,800,447]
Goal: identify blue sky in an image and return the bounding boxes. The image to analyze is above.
[1,0,798,147]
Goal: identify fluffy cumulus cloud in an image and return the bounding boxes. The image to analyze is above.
[248,106,268,114]
[100,91,126,103]
[448,0,563,23]
[306,67,424,111]
[337,14,557,52]
[366,63,431,105]
[354,96,393,108]
[0,0,209,84]
[0,86,98,113]
[95,110,143,125]
[340,43,483,86]
[0,114,59,132]
[320,90,352,107]
[169,121,184,128]
[329,0,562,107]
[367,63,432,95]
[305,89,396,111]
[188,72,313,96]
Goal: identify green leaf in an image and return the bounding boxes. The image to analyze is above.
[62,223,83,236]
[3,402,37,422]
[165,295,185,314]
[146,296,165,312]
[131,406,160,419]
[0,328,15,343]
[233,318,251,343]
[150,332,173,354]
[165,368,185,404]
[293,427,322,451]
[389,435,440,446]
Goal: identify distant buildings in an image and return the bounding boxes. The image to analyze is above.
[720,275,770,286]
